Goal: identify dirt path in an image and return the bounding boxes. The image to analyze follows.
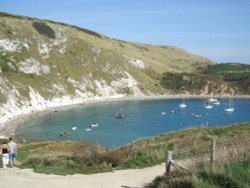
[0,163,165,188]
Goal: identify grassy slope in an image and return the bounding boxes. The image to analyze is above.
[160,63,250,94]
[0,12,212,104]
[11,123,250,175]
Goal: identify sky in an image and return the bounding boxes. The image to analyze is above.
[0,0,250,64]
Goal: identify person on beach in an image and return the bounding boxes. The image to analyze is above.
[1,141,9,168]
[8,137,17,167]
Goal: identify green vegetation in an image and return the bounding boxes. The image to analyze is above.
[199,161,250,188]
[151,161,250,188]
[2,124,249,187]
[0,62,15,73]
[0,11,34,21]
[160,72,229,94]
[1,11,248,107]
[15,123,250,176]
[205,63,250,80]
[204,63,250,93]
[161,63,250,94]
[32,22,56,39]
[0,11,249,187]
[0,11,216,106]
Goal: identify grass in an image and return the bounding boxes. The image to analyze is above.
[197,161,250,188]
[160,63,250,94]
[32,22,56,39]
[0,11,215,105]
[150,161,250,188]
[14,123,250,176]
[160,72,229,94]
[205,63,250,93]
[2,123,249,187]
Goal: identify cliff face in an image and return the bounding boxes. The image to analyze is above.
[5,12,247,127]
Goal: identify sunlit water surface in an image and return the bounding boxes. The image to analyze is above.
[16,98,250,148]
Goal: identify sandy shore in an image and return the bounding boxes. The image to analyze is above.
[0,163,165,188]
[1,94,250,139]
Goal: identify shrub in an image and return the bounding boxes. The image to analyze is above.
[150,170,201,188]
[199,171,238,188]
[32,22,56,39]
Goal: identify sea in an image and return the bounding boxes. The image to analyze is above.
[16,98,250,148]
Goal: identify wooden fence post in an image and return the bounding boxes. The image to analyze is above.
[166,151,172,175]
[211,140,216,171]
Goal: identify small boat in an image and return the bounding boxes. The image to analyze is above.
[213,101,220,105]
[60,132,71,137]
[204,104,213,109]
[71,126,77,130]
[170,109,176,114]
[90,123,99,128]
[224,98,234,112]
[208,97,217,103]
[161,112,166,115]
[192,114,203,118]
[208,95,220,105]
[85,128,92,131]
[224,108,234,112]
[179,103,187,108]
[179,97,187,108]
[115,113,124,118]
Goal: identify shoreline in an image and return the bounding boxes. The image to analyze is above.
[1,94,250,139]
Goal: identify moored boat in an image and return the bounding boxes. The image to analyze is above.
[204,103,213,109]
[192,114,203,118]
[115,113,124,118]
[91,123,99,128]
[179,103,187,108]
[60,132,71,136]
[224,97,234,112]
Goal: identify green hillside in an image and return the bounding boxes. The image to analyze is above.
[0,12,249,127]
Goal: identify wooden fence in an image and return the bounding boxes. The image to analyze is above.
[165,135,250,175]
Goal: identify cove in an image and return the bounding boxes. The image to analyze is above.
[16,98,250,148]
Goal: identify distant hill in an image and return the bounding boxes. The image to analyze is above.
[0,12,249,126]
[161,63,250,94]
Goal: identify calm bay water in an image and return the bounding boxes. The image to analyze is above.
[16,98,250,148]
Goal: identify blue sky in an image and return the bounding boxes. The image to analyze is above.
[1,0,250,64]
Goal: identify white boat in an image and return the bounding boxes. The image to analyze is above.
[179,97,187,108]
[161,112,166,115]
[90,123,99,128]
[208,97,217,103]
[224,98,234,112]
[179,103,187,108]
[204,104,213,109]
[192,114,203,118]
[71,126,77,130]
[208,96,220,105]
[85,128,92,131]
[213,100,220,105]
[224,108,234,112]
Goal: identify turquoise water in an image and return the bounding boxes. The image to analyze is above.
[16,98,250,148]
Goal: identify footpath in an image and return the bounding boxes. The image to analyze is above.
[0,163,165,188]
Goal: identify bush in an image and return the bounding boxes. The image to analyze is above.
[199,171,238,188]
[150,170,201,188]
[32,22,56,39]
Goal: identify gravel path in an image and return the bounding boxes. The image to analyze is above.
[0,163,165,188]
